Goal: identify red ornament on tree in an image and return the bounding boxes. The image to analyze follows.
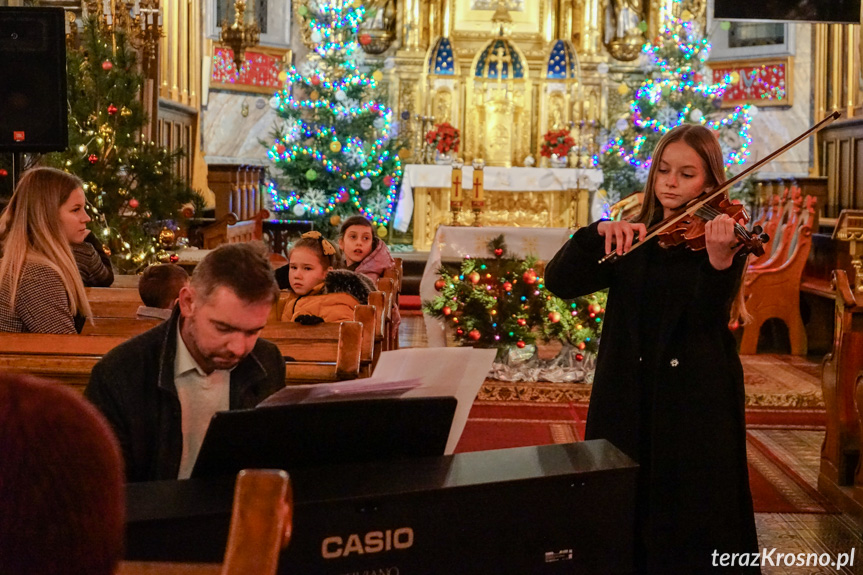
[434,279,446,291]
[494,248,503,257]
[383,175,393,186]
[128,198,139,209]
[102,60,113,71]
[468,271,481,284]
[442,306,452,316]
[576,353,584,362]
[310,76,321,86]
[577,342,586,350]
[548,311,561,323]
[275,144,286,154]
[516,341,526,348]
[468,329,481,341]
[517,318,527,326]
[88,154,99,164]
[502,281,512,292]
[169,254,180,263]
[107,104,118,115]
[359,33,372,45]
[522,269,537,284]
[0,169,7,177]
[456,328,464,336]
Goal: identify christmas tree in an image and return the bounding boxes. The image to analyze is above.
[596,0,753,203]
[266,0,403,238]
[42,17,202,272]
[423,236,605,361]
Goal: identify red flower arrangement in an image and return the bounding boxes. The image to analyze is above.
[425,122,460,154]
[540,129,576,158]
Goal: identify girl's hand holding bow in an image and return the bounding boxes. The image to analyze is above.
[597,220,648,256]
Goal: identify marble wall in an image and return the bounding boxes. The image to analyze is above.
[742,24,812,178]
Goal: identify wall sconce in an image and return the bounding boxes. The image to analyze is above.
[220,0,260,73]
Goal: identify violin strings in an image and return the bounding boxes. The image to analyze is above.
[694,205,754,240]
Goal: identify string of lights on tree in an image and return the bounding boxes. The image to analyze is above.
[266,0,404,236]
[423,236,605,357]
[42,17,200,272]
[594,0,756,202]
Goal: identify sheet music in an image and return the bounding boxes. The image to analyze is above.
[259,377,423,406]
[258,347,496,455]
[370,347,497,454]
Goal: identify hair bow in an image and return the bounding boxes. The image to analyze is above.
[302,230,336,256]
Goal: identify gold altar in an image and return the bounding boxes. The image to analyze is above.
[401,164,600,250]
[412,186,590,250]
[375,0,685,167]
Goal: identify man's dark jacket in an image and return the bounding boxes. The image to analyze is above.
[85,307,286,482]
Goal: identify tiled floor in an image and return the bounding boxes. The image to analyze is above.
[400,315,863,573]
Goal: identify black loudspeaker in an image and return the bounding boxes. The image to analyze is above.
[0,8,68,153]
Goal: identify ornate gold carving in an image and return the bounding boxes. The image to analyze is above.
[433,88,453,122]
[602,0,645,61]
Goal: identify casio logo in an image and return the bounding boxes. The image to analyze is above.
[322,527,414,558]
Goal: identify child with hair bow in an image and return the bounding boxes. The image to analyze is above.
[278,231,375,324]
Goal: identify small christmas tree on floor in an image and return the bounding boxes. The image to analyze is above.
[596,0,753,202]
[423,236,605,361]
[42,17,201,272]
[266,0,403,238]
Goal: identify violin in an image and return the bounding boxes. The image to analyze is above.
[599,111,841,264]
[654,191,769,256]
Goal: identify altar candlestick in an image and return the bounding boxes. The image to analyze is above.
[451,161,463,204]
[471,159,485,205]
[471,159,485,227]
[450,159,464,225]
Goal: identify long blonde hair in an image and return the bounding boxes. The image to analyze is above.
[0,167,92,318]
[633,124,749,324]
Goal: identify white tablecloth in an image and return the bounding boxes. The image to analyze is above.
[394,165,603,232]
[420,225,574,347]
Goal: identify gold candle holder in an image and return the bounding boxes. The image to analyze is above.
[450,158,464,226]
[471,158,485,227]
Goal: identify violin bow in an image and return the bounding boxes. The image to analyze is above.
[599,110,842,264]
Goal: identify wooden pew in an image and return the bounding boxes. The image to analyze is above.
[376,276,397,351]
[81,317,162,336]
[0,334,128,394]
[739,194,816,355]
[261,321,363,383]
[86,287,143,318]
[118,469,292,575]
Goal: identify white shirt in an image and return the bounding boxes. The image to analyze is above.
[174,323,231,479]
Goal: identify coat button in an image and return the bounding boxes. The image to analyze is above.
[670,358,679,367]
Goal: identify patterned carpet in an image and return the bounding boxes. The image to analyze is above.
[455,402,832,514]
[475,354,824,407]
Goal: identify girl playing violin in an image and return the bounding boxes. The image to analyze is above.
[546,124,759,573]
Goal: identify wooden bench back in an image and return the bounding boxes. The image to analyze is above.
[81,317,162,336]
[751,187,804,271]
[0,334,128,393]
[262,321,363,383]
[749,187,792,268]
[118,469,292,575]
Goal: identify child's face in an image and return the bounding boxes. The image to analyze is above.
[288,247,330,295]
[653,141,709,218]
[339,225,374,266]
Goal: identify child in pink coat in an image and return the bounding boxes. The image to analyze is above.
[338,216,395,282]
[338,215,401,341]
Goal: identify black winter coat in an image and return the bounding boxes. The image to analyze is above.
[545,221,759,574]
[84,306,286,482]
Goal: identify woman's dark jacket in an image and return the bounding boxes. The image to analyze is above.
[545,220,759,574]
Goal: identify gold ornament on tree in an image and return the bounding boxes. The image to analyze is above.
[159,226,176,248]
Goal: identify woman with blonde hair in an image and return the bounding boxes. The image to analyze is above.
[0,167,92,333]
